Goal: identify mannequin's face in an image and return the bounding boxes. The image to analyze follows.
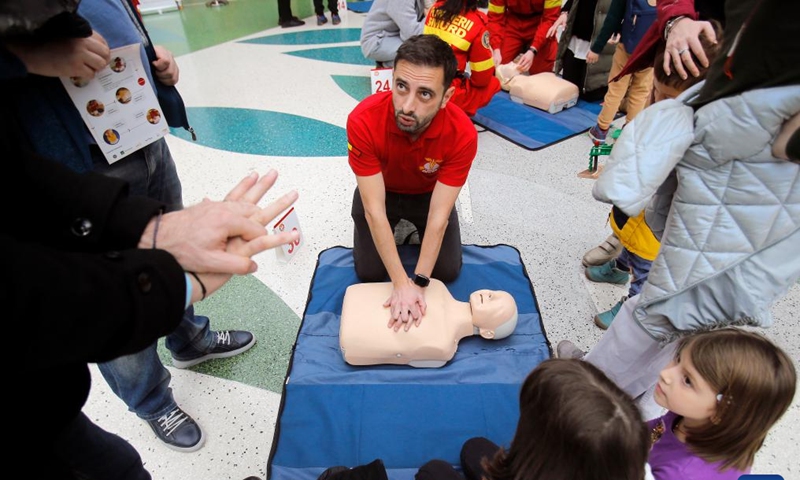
[469,290,517,335]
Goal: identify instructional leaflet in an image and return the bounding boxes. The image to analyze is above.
[60,43,168,164]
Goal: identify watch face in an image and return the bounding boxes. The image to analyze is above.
[414,274,430,287]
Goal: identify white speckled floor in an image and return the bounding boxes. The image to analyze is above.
[83,8,799,480]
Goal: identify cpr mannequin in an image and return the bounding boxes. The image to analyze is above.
[495,64,579,114]
[340,279,518,368]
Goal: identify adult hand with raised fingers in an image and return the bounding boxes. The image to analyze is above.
[546,12,567,38]
[139,171,297,275]
[6,30,110,79]
[663,18,717,79]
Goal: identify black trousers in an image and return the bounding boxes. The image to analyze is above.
[351,187,463,283]
[277,0,293,22]
[561,48,608,102]
[314,0,339,15]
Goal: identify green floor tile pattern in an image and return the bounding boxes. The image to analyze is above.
[157,274,301,393]
[142,0,314,56]
[239,28,362,45]
[331,74,371,102]
[170,106,348,156]
[284,45,373,65]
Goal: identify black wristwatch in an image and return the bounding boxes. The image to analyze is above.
[413,273,430,288]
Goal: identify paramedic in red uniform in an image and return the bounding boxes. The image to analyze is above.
[487,0,561,74]
[347,35,478,330]
[424,0,502,116]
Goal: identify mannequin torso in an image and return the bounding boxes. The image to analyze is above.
[340,279,517,368]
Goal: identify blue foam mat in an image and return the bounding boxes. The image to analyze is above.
[472,91,603,151]
[347,1,374,13]
[267,245,551,480]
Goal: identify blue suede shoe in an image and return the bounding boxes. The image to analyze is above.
[172,330,256,369]
[585,259,630,285]
[594,297,626,330]
[317,14,328,25]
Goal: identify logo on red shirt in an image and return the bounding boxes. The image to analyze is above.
[420,158,442,174]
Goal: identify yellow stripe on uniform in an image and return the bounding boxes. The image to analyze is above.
[469,57,495,72]
[424,26,472,51]
[488,3,505,14]
[544,0,560,8]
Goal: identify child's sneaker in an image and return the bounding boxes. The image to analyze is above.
[316,14,328,25]
[332,14,341,25]
[585,259,630,285]
[594,297,627,330]
[588,124,609,143]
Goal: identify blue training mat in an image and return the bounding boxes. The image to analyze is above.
[267,244,551,480]
[472,91,603,151]
[347,1,374,13]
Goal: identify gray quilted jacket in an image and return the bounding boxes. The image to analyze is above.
[593,82,800,342]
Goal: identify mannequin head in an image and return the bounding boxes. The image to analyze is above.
[495,62,522,90]
[469,290,518,340]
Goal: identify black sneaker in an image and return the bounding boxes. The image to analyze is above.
[146,407,205,452]
[280,16,305,28]
[172,330,256,369]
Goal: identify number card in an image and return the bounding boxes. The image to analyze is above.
[371,67,393,95]
[271,205,303,262]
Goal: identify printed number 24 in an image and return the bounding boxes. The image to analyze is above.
[375,79,390,92]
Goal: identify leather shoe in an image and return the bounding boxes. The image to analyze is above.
[280,16,305,28]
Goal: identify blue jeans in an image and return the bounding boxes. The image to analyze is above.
[615,247,653,298]
[94,139,216,419]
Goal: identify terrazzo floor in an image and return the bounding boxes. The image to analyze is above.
[83,1,799,479]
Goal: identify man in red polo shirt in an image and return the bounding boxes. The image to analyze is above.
[347,34,478,332]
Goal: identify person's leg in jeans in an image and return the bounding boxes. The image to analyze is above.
[404,192,463,282]
[94,140,249,450]
[93,141,186,424]
[616,248,652,298]
[54,412,152,480]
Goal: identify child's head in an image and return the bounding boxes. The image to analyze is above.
[652,21,723,102]
[485,359,649,480]
[655,328,796,470]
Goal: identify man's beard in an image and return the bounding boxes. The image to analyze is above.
[394,103,440,134]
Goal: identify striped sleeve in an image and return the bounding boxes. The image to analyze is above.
[531,0,561,51]
[486,0,506,51]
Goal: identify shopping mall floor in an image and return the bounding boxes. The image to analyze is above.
[83,1,800,478]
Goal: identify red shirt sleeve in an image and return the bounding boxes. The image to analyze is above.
[468,20,496,88]
[487,0,507,51]
[531,0,561,51]
[347,107,382,177]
